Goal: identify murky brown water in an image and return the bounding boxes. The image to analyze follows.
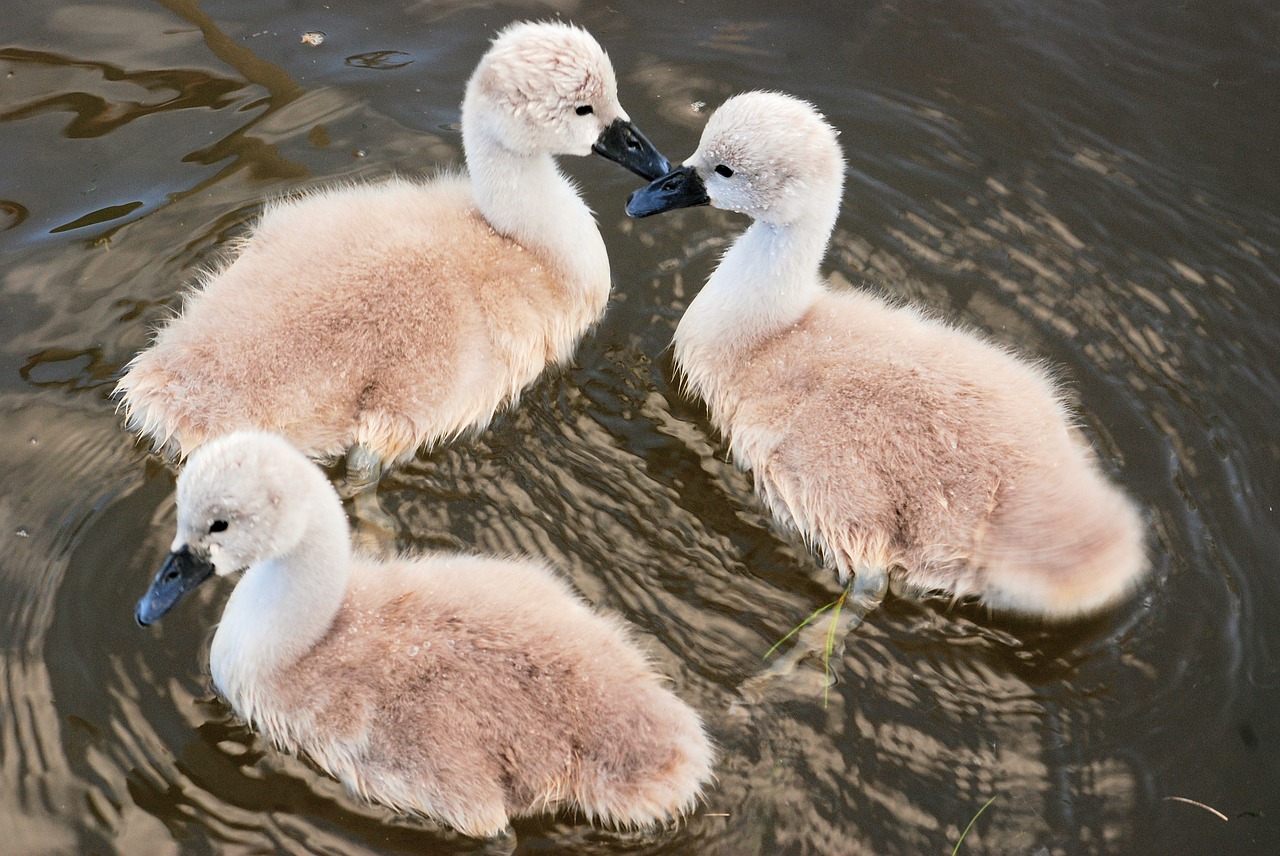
[3,1,1279,854]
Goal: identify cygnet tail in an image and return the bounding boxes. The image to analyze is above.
[115,355,204,458]
[976,465,1147,620]
[574,684,714,828]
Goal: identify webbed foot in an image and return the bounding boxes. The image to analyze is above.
[734,567,888,709]
[474,824,517,856]
[343,444,398,553]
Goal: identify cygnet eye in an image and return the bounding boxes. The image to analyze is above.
[715,164,734,178]
[209,519,229,533]
[575,104,594,116]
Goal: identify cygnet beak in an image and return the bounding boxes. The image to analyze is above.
[625,165,710,218]
[136,545,216,626]
[592,119,671,181]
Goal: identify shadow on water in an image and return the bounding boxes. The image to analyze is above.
[2,1,1279,854]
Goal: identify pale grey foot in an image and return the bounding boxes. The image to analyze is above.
[734,566,889,708]
[344,444,397,553]
[473,824,516,856]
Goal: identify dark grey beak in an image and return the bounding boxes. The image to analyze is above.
[625,165,710,218]
[136,545,216,626]
[592,119,671,181]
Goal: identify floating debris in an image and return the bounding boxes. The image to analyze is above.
[1163,796,1229,822]
[301,31,325,46]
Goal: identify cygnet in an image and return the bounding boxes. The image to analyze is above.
[627,92,1146,626]
[117,22,669,489]
[135,431,713,839]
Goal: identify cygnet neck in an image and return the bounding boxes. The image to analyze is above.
[462,106,611,299]
[675,196,839,365]
[210,488,352,712]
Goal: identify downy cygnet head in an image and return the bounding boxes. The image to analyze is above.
[464,21,669,179]
[135,432,329,626]
[626,91,845,224]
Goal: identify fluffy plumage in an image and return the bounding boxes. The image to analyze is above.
[637,92,1147,619]
[117,21,658,465]
[136,431,714,838]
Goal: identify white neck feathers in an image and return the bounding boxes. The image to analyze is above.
[461,106,611,302]
[674,200,838,391]
[209,493,351,720]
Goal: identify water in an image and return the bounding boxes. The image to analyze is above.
[3,1,1279,853]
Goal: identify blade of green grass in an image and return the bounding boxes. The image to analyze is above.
[952,795,997,855]
[821,587,848,708]
[763,596,840,659]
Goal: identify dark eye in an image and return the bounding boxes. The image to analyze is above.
[715,164,734,178]
[575,104,593,116]
[209,520,229,533]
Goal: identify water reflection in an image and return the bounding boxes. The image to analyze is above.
[344,51,414,70]
[0,47,245,139]
[0,200,29,231]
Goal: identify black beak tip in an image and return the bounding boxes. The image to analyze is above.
[593,119,671,181]
[624,165,709,219]
[625,195,659,219]
[135,545,215,628]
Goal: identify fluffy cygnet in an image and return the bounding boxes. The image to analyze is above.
[117,21,668,472]
[628,92,1146,622]
[135,431,713,838]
